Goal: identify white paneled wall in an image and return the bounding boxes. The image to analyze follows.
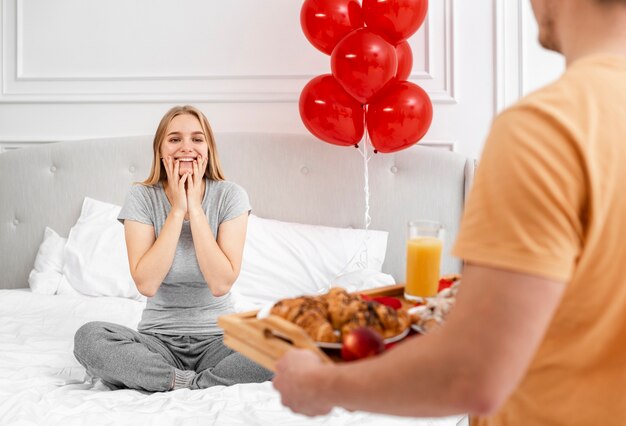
[0,0,564,159]
[495,0,565,112]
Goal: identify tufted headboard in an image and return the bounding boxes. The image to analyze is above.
[0,132,475,290]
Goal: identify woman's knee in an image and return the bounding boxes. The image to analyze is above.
[73,321,111,360]
[229,352,274,382]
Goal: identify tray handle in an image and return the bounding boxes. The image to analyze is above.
[261,315,333,364]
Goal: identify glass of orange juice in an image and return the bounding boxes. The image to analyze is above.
[405,220,445,300]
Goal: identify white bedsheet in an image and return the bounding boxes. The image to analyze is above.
[0,290,465,426]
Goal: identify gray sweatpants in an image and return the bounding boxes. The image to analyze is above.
[73,321,273,392]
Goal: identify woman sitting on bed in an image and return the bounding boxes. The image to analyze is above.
[74,105,273,392]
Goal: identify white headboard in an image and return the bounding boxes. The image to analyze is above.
[0,132,475,289]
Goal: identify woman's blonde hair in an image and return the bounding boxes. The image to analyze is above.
[142,105,225,185]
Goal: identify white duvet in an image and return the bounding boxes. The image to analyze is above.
[0,290,465,426]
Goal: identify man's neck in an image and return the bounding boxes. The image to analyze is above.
[560,2,626,65]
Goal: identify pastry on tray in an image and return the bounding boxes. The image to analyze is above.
[269,288,410,343]
[271,297,338,343]
[409,280,461,333]
[340,302,410,339]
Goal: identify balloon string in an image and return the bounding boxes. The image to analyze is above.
[362,105,372,231]
[357,104,372,270]
[323,105,372,293]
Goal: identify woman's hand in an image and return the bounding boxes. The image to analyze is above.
[162,156,189,216]
[186,156,207,214]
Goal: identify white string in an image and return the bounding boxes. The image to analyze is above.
[322,105,372,293]
[355,112,372,269]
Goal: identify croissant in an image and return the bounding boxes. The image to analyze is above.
[270,288,411,343]
[324,288,364,329]
[293,310,339,343]
[340,301,410,339]
[270,296,338,343]
[270,296,328,322]
[372,303,411,337]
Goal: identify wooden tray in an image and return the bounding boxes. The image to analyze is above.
[218,284,410,371]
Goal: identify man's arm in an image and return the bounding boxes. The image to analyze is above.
[273,263,566,417]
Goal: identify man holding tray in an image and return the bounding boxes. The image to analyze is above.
[273,0,626,424]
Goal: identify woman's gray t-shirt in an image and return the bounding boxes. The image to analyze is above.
[117,178,251,335]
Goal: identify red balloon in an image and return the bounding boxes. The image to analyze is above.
[366,81,433,153]
[331,28,398,104]
[299,74,364,146]
[300,0,363,55]
[362,0,428,45]
[395,40,413,81]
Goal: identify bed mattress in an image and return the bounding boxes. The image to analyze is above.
[0,290,465,425]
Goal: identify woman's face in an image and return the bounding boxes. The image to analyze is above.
[160,114,209,176]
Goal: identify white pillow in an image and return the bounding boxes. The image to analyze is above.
[28,227,67,295]
[332,268,396,293]
[56,274,82,296]
[61,198,392,306]
[63,197,144,301]
[231,215,392,308]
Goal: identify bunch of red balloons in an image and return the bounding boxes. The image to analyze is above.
[299,0,433,153]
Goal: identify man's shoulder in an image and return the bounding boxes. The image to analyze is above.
[509,54,625,117]
[493,77,584,138]
[510,78,573,116]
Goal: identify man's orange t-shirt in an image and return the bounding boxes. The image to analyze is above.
[453,55,626,425]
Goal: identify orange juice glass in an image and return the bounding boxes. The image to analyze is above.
[405,221,444,300]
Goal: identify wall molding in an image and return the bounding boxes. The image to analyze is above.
[494,0,524,113]
[425,0,456,104]
[0,138,456,153]
[0,141,50,152]
[419,139,456,151]
[1,0,456,104]
[398,0,456,104]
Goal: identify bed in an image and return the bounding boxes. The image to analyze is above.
[0,133,474,425]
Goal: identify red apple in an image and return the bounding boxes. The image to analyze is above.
[341,327,386,361]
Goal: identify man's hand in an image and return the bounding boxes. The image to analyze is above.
[273,349,334,417]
